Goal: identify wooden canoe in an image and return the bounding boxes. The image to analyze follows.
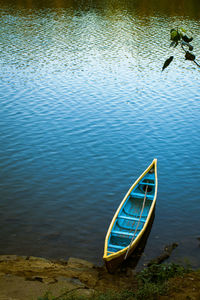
[103,159,158,273]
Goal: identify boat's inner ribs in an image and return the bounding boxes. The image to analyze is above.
[117,215,145,222]
[107,173,156,255]
[130,177,155,199]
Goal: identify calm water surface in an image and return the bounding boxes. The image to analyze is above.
[0,0,200,268]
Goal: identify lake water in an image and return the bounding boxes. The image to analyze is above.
[0,0,200,268]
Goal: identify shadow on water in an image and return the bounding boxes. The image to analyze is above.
[120,209,155,271]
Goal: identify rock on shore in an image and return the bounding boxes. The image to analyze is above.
[0,255,137,300]
[0,255,200,300]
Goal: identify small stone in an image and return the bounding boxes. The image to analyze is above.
[28,256,50,263]
[67,257,94,269]
[79,271,98,287]
[0,255,18,262]
[73,288,95,298]
[42,277,57,284]
[26,276,43,282]
[57,276,85,286]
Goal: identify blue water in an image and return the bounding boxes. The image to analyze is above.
[0,2,200,267]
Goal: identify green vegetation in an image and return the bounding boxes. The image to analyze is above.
[135,262,190,300]
[38,290,135,300]
[162,27,200,71]
[38,262,190,300]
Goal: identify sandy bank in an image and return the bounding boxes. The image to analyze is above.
[0,255,199,300]
[0,255,137,299]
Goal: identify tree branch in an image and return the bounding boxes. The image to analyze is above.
[194,60,200,68]
[180,43,187,53]
[181,42,200,68]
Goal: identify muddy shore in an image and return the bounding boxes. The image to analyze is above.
[0,255,199,300]
[0,254,137,299]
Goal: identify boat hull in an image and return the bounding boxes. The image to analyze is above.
[104,204,156,273]
[103,159,158,273]
[104,237,140,273]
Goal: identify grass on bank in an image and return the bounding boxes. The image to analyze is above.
[38,262,191,300]
[38,290,135,300]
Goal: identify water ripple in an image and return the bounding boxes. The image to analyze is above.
[0,5,200,266]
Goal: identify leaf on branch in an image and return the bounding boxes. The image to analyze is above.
[170,41,178,48]
[182,35,193,43]
[162,56,174,71]
[170,29,180,42]
[185,51,195,61]
[181,41,193,51]
[180,27,186,33]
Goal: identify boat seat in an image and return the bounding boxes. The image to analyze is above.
[123,207,148,219]
[118,215,146,223]
[131,192,154,200]
[112,230,138,238]
[116,220,143,231]
[140,182,155,186]
[143,174,154,179]
[108,244,124,250]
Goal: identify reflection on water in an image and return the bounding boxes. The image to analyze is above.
[1,0,200,18]
[0,0,200,267]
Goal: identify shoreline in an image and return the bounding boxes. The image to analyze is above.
[0,254,200,299]
[0,254,137,299]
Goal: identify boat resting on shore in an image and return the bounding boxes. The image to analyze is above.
[103,159,158,273]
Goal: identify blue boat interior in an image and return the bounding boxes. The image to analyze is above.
[107,168,155,255]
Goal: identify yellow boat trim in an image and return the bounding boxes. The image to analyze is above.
[103,158,158,262]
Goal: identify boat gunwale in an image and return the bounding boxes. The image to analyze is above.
[103,158,158,262]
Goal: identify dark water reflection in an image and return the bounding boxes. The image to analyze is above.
[1,0,200,18]
[0,0,200,268]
